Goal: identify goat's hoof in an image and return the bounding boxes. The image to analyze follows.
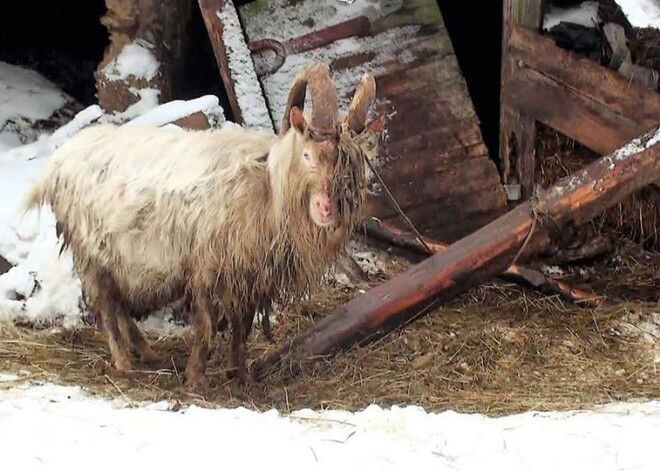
[113,356,133,373]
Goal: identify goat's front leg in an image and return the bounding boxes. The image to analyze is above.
[184,288,218,393]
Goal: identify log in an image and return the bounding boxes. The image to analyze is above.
[509,26,660,131]
[360,218,604,307]
[254,125,660,379]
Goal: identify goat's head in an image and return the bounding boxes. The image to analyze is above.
[277,62,377,229]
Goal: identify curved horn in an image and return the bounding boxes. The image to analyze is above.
[279,62,339,137]
[346,73,377,134]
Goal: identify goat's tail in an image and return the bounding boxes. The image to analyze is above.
[20,172,51,222]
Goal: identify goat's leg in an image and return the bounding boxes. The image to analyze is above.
[228,309,250,385]
[83,272,133,372]
[116,312,159,365]
[184,289,218,392]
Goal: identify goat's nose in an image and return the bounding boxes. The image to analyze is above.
[316,198,332,218]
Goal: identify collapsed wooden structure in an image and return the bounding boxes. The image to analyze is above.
[250,0,660,377]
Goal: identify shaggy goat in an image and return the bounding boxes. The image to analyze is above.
[24,62,377,390]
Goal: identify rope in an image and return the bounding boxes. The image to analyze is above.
[331,119,432,254]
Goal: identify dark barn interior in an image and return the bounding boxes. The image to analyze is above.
[437,0,504,163]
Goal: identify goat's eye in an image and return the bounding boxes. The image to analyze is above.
[303,151,311,162]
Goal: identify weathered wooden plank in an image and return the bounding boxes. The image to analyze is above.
[371,179,507,236]
[198,0,243,124]
[372,154,503,211]
[509,26,660,128]
[504,68,645,155]
[238,0,507,244]
[254,126,660,379]
[499,0,545,200]
[384,120,483,157]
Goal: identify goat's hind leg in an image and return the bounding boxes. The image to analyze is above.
[83,272,133,372]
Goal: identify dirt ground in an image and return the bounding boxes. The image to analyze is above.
[2,235,659,417]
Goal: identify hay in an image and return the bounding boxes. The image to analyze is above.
[2,249,659,415]
[536,124,660,250]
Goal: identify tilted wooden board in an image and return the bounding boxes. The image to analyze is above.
[237,0,508,243]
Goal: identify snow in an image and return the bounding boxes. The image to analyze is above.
[543,1,600,30]
[101,39,160,81]
[0,62,73,149]
[0,64,227,328]
[217,1,273,132]
[127,94,225,128]
[0,381,659,470]
[613,0,660,29]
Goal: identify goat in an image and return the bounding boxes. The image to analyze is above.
[23,62,377,391]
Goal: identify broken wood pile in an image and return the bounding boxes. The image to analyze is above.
[500,0,660,201]
[254,125,660,379]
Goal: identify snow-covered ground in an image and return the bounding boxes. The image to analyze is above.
[2,55,660,471]
[1,376,660,471]
[543,0,660,31]
[614,0,660,29]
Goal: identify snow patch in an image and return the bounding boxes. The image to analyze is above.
[613,0,660,29]
[127,95,225,128]
[615,311,660,365]
[0,62,73,148]
[612,126,660,162]
[217,1,273,132]
[101,39,160,81]
[1,381,660,470]
[543,1,600,30]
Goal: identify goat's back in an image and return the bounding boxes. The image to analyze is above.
[32,124,277,306]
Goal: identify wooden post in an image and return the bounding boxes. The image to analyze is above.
[254,125,660,379]
[198,0,244,124]
[500,0,545,201]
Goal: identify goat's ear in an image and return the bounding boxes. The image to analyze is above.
[289,106,307,134]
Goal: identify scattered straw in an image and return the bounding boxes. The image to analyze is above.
[1,247,659,416]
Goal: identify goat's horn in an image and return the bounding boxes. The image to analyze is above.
[280,62,338,136]
[346,73,377,134]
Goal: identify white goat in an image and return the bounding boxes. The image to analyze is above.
[24,62,377,390]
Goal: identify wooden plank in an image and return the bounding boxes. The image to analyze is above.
[370,155,504,215]
[509,26,660,129]
[254,125,660,379]
[197,0,243,124]
[238,0,508,244]
[499,0,545,200]
[504,68,645,155]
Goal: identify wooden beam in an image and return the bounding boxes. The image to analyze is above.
[499,0,545,201]
[503,68,644,155]
[254,125,660,379]
[360,218,604,307]
[198,0,243,124]
[509,25,660,144]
